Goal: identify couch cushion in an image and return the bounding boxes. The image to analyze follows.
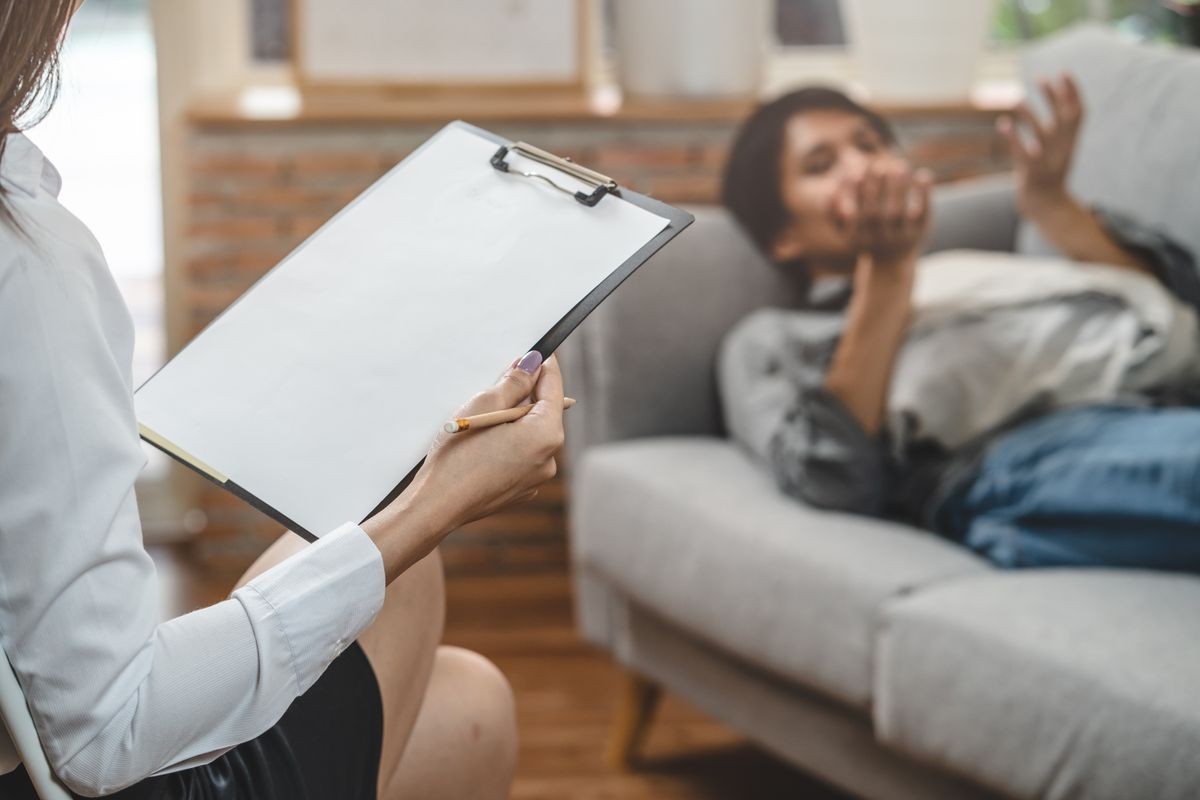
[570,437,989,709]
[875,570,1200,800]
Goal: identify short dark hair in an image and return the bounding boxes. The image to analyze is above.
[720,87,896,260]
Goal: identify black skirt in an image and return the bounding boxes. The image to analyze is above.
[0,642,383,800]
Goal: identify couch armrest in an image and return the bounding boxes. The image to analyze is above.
[925,174,1019,255]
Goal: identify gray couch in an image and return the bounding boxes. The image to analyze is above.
[562,27,1200,800]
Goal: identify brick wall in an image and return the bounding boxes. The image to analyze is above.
[184,110,1011,573]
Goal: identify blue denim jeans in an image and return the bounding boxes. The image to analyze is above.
[933,405,1200,572]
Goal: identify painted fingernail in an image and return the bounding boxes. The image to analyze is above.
[516,350,543,374]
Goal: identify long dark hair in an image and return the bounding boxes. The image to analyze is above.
[721,87,897,260]
[0,0,77,230]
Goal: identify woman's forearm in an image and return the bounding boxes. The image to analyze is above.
[1029,193,1154,276]
[361,482,449,584]
[823,254,916,435]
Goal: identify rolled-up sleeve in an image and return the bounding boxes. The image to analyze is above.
[718,308,887,514]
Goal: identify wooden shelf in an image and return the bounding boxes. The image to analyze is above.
[188,85,749,127]
[187,82,1015,129]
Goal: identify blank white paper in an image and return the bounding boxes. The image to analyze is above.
[136,123,669,536]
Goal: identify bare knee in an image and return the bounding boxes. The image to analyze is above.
[436,646,518,780]
[378,645,517,799]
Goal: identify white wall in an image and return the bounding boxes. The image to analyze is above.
[149,0,255,526]
[150,0,253,356]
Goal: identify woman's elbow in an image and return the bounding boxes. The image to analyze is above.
[55,734,151,797]
[56,767,118,798]
[58,764,133,798]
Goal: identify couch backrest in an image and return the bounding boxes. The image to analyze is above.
[1019,24,1200,259]
[560,206,804,459]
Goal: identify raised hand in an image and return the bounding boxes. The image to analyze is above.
[997,72,1085,218]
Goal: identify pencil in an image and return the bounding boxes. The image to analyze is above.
[444,398,577,434]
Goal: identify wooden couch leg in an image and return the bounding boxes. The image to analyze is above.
[606,670,662,769]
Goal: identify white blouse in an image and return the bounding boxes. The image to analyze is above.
[0,133,387,796]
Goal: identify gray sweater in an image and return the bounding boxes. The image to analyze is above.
[716,210,1200,527]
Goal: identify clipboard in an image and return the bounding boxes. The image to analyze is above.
[136,121,693,541]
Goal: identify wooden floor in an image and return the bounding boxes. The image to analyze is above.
[151,545,848,800]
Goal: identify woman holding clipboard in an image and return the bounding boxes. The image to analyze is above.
[0,3,559,798]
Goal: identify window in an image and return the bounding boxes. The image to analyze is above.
[774,0,1194,49]
[767,0,1197,95]
[34,0,163,387]
[994,0,1190,43]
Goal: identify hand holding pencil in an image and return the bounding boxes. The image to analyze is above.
[445,397,576,433]
[384,351,566,542]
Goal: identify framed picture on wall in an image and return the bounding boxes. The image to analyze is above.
[291,0,589,92]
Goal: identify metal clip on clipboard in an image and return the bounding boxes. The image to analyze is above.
[490,142,619,207]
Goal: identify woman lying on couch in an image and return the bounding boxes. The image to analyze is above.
[718,78,1200,571]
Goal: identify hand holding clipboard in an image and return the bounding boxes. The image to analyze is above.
[135,122,692,540]
[363,352,565,583]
